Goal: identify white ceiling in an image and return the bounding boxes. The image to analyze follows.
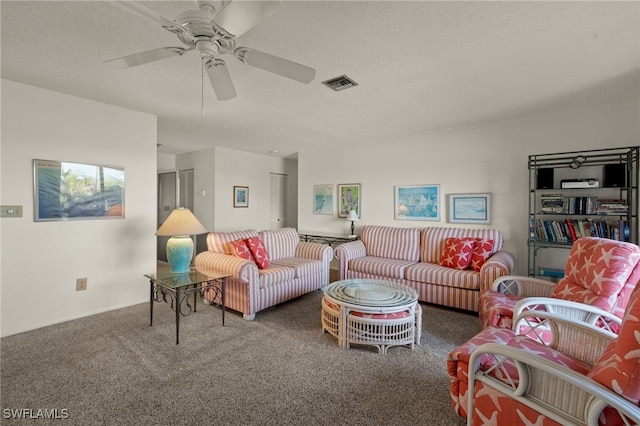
[2,1,639,158]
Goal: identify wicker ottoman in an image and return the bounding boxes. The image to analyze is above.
[321,279,422,354]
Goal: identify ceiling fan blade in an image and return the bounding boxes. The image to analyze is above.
[213,0,282,37]
[205,59,237,101]
[107,1,185,35]
[104,47,189,68]
[235,48,316,84]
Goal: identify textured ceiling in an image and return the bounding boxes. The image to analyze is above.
[2,1,639,157]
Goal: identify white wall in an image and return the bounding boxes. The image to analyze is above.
[297,100,640,275]
[173,146,292,234]
[213,147,288,231]
[0,80,157,337]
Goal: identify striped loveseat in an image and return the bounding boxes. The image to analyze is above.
[335,225,515,312]
[195,227,333,320]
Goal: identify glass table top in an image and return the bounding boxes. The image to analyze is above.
[324,279,418,307]
[145,265,229,289]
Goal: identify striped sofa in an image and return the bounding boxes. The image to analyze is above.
[194,227,333,320]
[335,225,515,312]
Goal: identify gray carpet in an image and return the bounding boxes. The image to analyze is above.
[1,290,480,425]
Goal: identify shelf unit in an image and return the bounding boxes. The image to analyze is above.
[528,146,639,278]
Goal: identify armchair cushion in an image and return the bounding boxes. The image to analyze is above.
[480,237,640,330]
[588,287,640,404]
[552,237,640,312]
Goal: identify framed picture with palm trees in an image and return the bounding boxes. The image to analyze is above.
[338,183,360,218]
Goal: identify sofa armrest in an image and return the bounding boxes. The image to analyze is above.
[479,250,515,292]
[295,241,333,263]
[335,240,367,280]
[194,251,258,283]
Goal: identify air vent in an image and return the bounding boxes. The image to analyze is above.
[322,75,358,91]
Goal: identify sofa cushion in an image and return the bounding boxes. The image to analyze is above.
[405,262,480,290]
[206,229,259,254]
[258,264,295,288]
[230,239,255,262]
[439,237,475,270]
[361,225,420,262]
[349,256,417,280]
[421,227,503,264]
[246,237,270,269]
[270,257,322,279]
[470,238,495,271]
[259,228,299,261]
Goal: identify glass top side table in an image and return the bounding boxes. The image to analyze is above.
[144,266,230,344]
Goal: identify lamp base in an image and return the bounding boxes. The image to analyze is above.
[166,236,194,274]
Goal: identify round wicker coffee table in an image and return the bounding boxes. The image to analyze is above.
[321,278,421,354]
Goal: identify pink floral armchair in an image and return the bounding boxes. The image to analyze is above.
[457,286,640,425]
[478,237,640,330]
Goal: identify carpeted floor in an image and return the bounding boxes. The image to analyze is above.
[1,290,480,425]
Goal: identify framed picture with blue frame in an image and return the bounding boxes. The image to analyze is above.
[394,184,440,221]
[447,193,491,224]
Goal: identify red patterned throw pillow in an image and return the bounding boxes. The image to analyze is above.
[440,237,476,270]
[230,239,255,262]
[245,237,270,269]
[469,238,495,271]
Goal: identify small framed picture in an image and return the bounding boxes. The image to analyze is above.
[313,184,334,215]
[233,186,249,208]
[447,193,491,224]
[394,184,440,221]
[338,183,360,218]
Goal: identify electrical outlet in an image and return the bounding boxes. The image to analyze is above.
[76,278,87,291]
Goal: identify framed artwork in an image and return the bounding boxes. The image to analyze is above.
[338,183,360,218]
[233,186,249,208]
[447,193,491,224]
[394,184,440,221]
[313,184,334,215]
[33,159,125,221]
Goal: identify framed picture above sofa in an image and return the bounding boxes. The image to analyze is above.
[394,184,440,221]
[447,193,491,224]
[338,183,360,218]
[313,184,334,215]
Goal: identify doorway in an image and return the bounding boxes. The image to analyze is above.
[270,173,287,229]
[157,169,194,262]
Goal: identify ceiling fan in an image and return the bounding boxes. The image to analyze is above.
[105,0,316,100]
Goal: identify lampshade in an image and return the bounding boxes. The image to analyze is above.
[156,208,208,274]
[156,208,208,236]
[346,209,359,237]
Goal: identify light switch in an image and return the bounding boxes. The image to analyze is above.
[1,205,23,218]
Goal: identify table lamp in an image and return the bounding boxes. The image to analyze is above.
[346,209,359,237]
[156,207,208,273]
